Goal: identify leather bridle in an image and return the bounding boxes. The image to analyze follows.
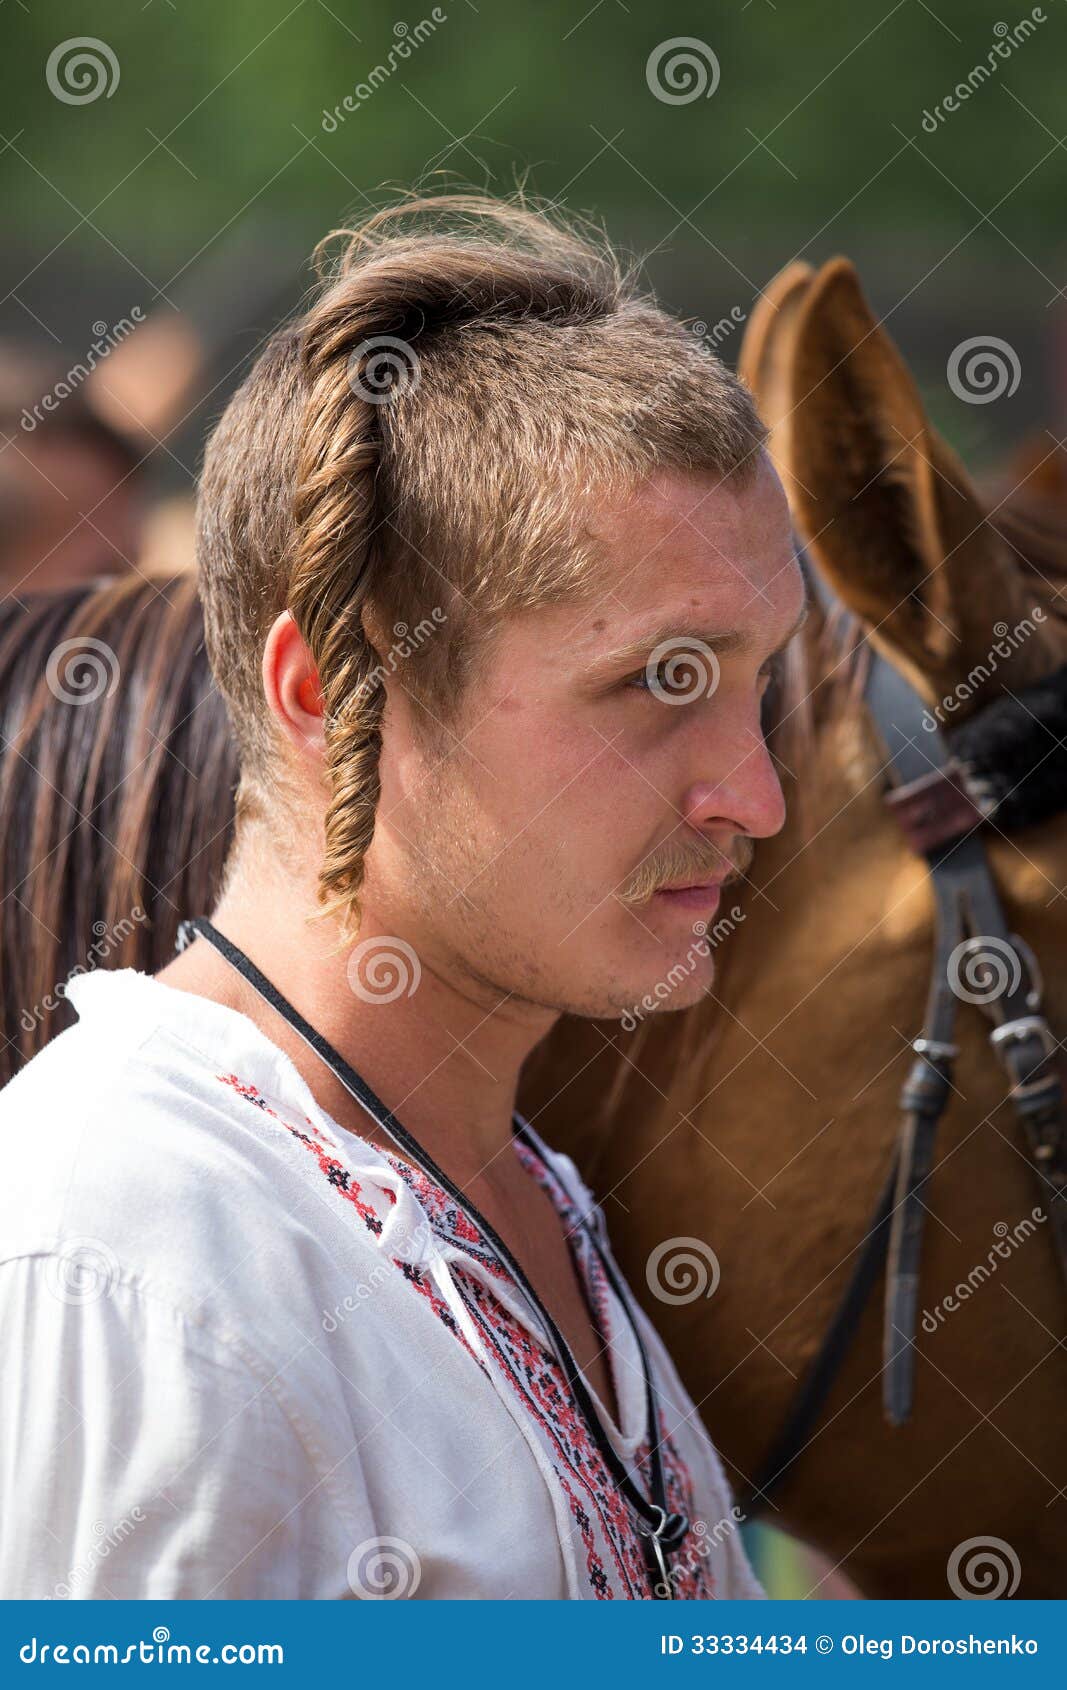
[736,549,1067,1518]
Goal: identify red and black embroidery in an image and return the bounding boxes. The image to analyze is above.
[218,1072,714,1600]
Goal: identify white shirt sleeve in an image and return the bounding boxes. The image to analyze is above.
[0,1254,367,1599]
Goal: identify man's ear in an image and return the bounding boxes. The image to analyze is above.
[262,609,326,754]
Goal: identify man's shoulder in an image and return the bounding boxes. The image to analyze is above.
[0,977,382,1341]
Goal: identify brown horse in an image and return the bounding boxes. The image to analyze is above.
[520,258,1067,1598]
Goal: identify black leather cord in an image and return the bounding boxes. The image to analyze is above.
[175,915,689,1596]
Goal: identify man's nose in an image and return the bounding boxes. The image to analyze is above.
[680,730,787,843]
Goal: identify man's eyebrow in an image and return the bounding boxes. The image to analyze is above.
[592,596,811,672]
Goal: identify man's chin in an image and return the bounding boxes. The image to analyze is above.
[594,950,717,1032]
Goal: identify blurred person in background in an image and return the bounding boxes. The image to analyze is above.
[0,346,146,593]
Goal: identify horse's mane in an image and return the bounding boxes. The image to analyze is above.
[987,494,1067,611]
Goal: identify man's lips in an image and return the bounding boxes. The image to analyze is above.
[652,877,725,912]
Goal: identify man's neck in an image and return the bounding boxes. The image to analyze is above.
[156,847,558,1189]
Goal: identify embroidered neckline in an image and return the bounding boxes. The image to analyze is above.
[215,1069,715,1601]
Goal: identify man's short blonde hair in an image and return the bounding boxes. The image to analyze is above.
[196,191,767,933]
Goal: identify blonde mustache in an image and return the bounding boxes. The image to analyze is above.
[617,835,753,906]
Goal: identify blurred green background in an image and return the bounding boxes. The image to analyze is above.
[3,0,1065,485]
[4,0,1064,1596]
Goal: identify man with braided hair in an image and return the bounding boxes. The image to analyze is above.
[0,194,804,1598]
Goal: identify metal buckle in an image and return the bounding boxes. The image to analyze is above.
[989,1014,1059,1063]
[912,1037,958,1063]
[989,1014,1063,1110]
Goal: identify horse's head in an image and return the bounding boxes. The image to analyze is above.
[739,256,1067,1113]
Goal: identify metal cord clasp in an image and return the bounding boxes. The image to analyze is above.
[637,1505,690,1599]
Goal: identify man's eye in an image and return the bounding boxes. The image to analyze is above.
[626,665,662,693]
[623,656,780,702]
[625,647,720,702]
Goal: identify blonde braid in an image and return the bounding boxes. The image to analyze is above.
[288,286,393,941]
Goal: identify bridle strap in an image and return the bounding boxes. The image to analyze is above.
[738,550,1067,1517]
[867,649,1067,1421]
[734,1154,898,1515]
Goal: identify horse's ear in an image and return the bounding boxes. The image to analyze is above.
[785,257,1056,703]
[738,262,814,503]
